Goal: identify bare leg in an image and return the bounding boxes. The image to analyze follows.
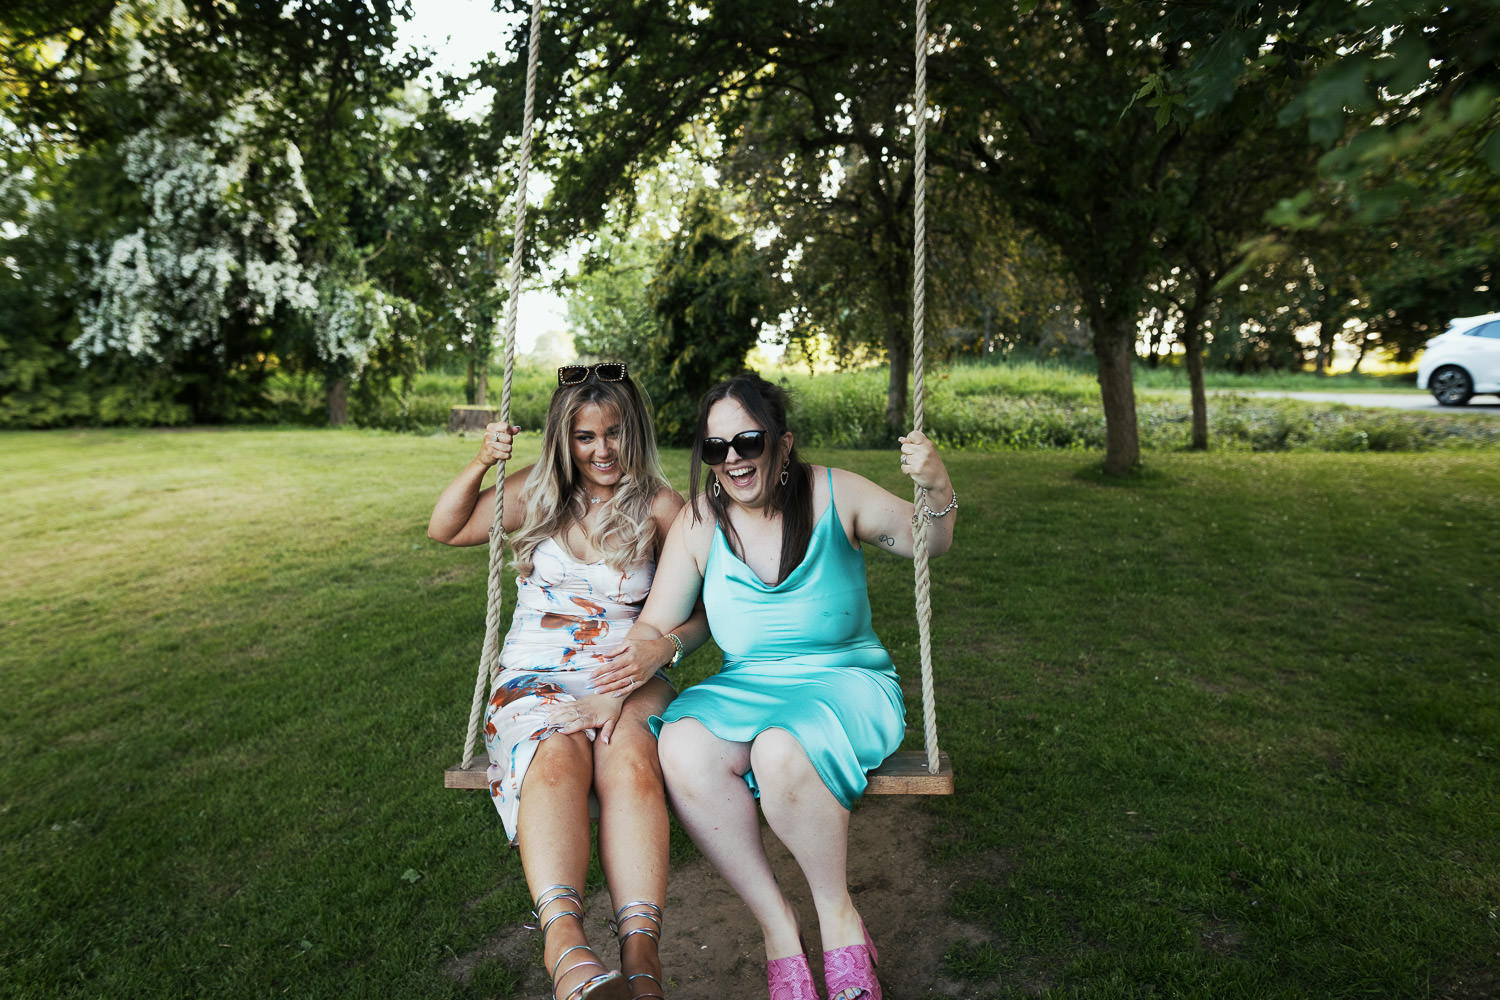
[657,718,803,960]
[517,730,623,998]
[594,678,673,997]
[750,728,866,953]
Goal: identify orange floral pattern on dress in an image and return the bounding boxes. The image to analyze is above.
[569,595,606,617]
[486,677,567,737]
[538,596,610,664]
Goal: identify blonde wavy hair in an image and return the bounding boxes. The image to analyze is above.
[510,370,669,577]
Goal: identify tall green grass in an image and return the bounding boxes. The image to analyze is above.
[310,360,1500,453]
[775,361,1499,452]
[2,430,1496,999]
[266,367,561,431]
[1128,361,1418,392]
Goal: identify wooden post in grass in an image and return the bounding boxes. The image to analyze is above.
[448,405,499,434]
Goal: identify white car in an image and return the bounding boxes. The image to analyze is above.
[1417,312,1500,405]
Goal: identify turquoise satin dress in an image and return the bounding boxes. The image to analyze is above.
[653,470,905,809]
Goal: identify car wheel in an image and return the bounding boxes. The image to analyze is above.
[1429,365,1474,406]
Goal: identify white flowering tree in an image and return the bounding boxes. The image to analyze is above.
[71,93,417,422]
[3,0,467,427]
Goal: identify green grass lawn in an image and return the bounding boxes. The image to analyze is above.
[2,427,1496,999]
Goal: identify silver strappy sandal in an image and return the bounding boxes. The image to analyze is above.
[534,885,630,1000]
[609,900,665,999]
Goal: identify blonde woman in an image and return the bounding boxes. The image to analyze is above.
[429,363,704,1000]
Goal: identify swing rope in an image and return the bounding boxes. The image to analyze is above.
[460,0,545,771]
[908,0,942,777]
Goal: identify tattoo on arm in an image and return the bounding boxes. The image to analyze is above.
[879,532,896,547]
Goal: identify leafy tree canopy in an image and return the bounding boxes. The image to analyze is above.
[0,0,518,425]
[640,192,769,445]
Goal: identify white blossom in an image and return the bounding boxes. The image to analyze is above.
[73,95,393,372]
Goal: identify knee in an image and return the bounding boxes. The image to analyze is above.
[657,720,722,792]
[749,729,817,792]
[656,721,694,781]
[527,731,593,789]
[594,740,665,802]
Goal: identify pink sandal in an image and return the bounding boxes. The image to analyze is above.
[767,952,819,1000]
[822,922,880,1000]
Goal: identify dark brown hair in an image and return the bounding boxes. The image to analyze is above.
[689,372,813,584]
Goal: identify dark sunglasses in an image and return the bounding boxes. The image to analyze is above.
[557,362,628,386]
[700,430,767,466]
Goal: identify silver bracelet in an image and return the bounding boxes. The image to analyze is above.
[918,487,958,520]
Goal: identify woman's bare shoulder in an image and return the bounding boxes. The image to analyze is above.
[651,484,686,518]
[827,463,890,502]
[677,491,720,539]
[503,462,538,492]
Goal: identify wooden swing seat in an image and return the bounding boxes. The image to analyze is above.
[445,749,953,795]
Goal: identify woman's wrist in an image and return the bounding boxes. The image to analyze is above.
[916,483,957,520]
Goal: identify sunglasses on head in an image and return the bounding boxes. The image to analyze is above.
[557,362,628,386]
[700,430,767,466]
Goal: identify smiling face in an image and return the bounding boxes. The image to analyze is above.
[705,397,786,511]
[569,401,623,497]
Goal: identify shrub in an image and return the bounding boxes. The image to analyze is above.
[769,363,1500,453]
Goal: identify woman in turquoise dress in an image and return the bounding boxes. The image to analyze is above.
[593,373,957,1000]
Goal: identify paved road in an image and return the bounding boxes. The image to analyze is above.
[1217,389,1500,413]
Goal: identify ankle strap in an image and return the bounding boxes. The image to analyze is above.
[531,884,585,937]
[608,899,663,944]
[627,971,666,999]
[551,944,612,1000]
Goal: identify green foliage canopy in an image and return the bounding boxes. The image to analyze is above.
[0,0,512,426]
[639,194,769,445]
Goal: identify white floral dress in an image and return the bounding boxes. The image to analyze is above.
[483,537,656,842]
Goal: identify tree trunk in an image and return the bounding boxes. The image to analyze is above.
[880,248,913,438]
[475,359,489,407]
[326,375,348,427]
[1181,296,1209,451]
[1145,324,1162,368]
[465,359,477,404]
[1094,326,1140,475]
[886,343,910,438]
[1183,327,1208,451]
[1313,284,1340,376]
[1350,333,1371,374]
[1314,322,1332,376]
